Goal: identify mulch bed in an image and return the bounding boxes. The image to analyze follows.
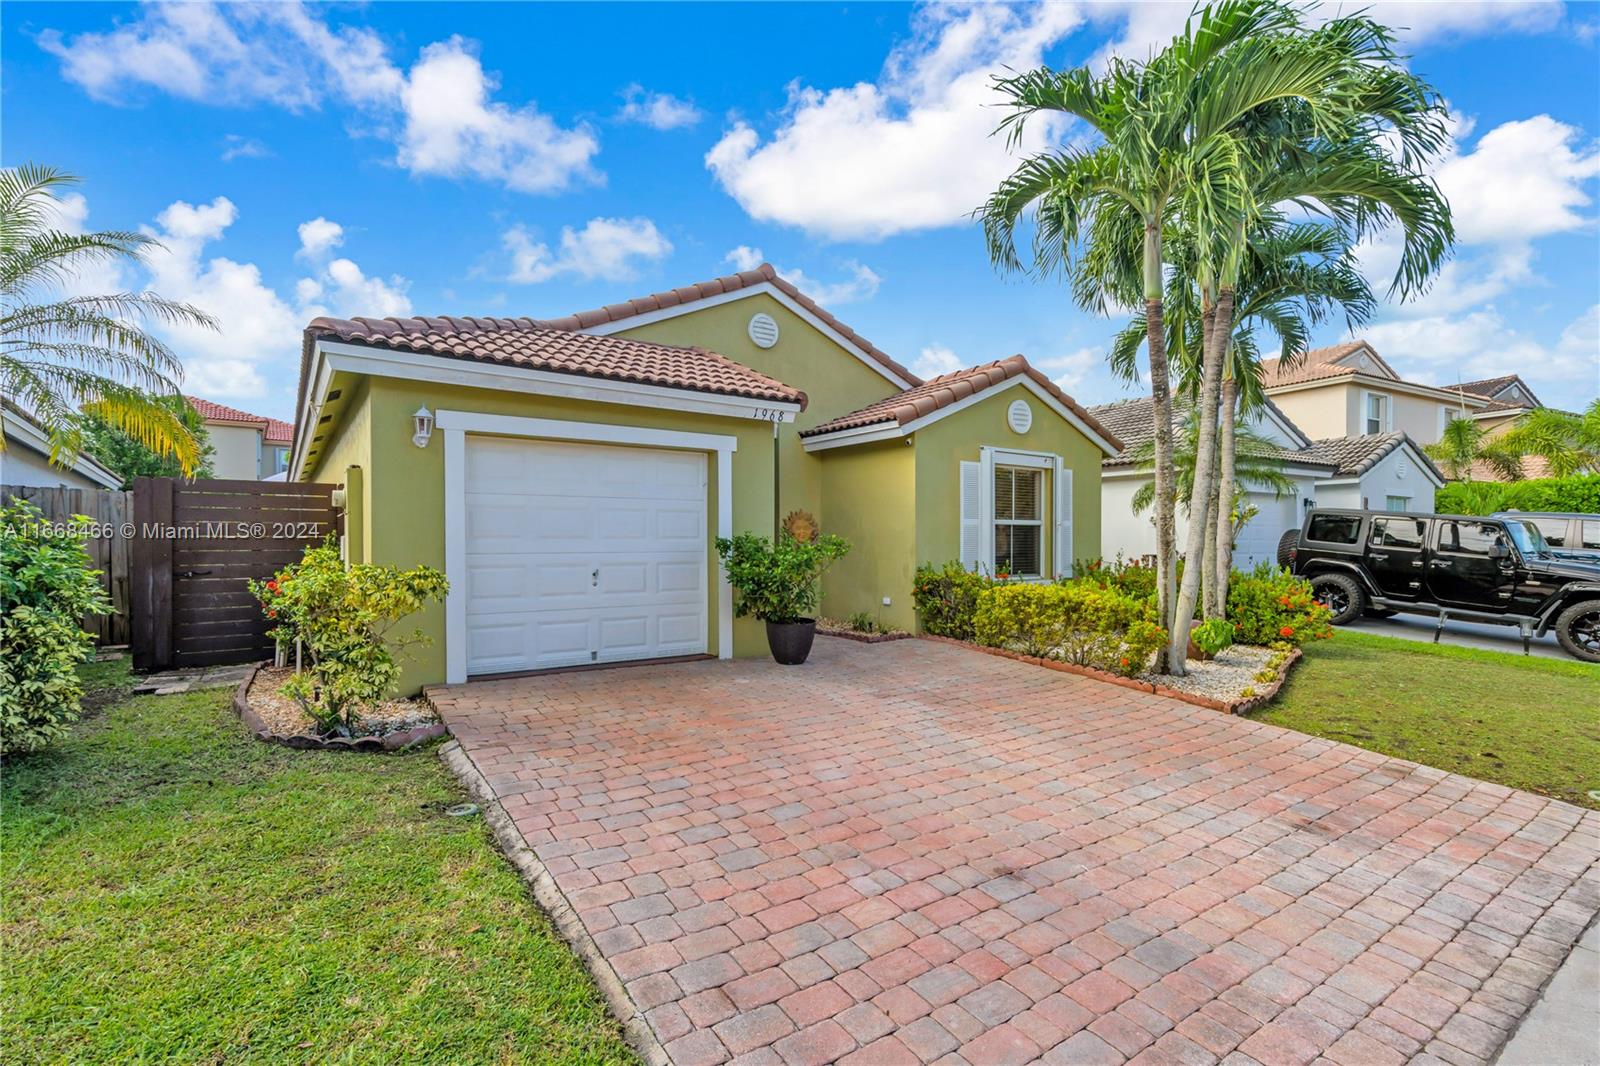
[233,664,449,752]
[816,619,914,644]
[920,635,1302,714]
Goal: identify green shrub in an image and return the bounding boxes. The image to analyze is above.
[1226,563,1333,647]
[845,611,879,634]
[716,532,850,624]
[972,582,1165,677]
[912,561,994,640]
[1,500,111,756]
[1190,616,1235,658]
[250,542,448,736]
[1073,556,1158,601]
[1435,473,1600,516]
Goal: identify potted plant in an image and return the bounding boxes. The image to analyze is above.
[715,531,850,664]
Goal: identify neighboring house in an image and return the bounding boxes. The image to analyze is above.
[290,264,1119,688]
[0,404,121,490]
[1447,375,1556,481]
[187,397,295,480]
[1093,396,1443,570]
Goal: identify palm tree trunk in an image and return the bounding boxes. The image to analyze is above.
[1202,444,1223,619]
[1169,288,1234,673]
[1213,372,1239,608]
[1143,223,1178,674]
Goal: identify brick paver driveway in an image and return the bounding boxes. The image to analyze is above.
[433,638,1600,1066]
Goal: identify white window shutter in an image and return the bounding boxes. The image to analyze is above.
[959,461,982,571]
[1055,461,1073,578]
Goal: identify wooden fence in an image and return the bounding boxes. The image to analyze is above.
[1,484,133,646]
[131,477,338,671]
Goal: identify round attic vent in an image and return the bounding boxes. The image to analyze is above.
[1008,399,1034,434]
[748,312,780,349]
[1357,354,1371,368]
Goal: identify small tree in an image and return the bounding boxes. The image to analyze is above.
[715,532,849,623]
[250,543,448,736]
[81,393,214,488]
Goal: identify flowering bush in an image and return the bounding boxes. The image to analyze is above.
[1073,556,1159,601]
[249,542,448,736]
[1,500,110,756]
[972,582,1165,677]
[912,561,994,640]
[1226,563,1333,647]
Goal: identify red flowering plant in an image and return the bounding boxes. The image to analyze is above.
[1226,563,1333,647]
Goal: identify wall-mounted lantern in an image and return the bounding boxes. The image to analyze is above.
[412,406,434,448]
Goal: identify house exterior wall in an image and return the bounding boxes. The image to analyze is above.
[207,423,262,480]
[818,440,918,633]
[1385,390,1454,445]
[911,386,1103,577]
[308,375,778,694]
[1321,446,1437,513]
[1270,381,1463,446]
[614,292,904,536]
[309,375,373,563]
[1101,472,1318,571]
[1265,384,1353,440]
[0,441,108,489]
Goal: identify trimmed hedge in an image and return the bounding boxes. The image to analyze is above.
[1435,474,1600,516]
[912,561,994,640]
[972,582,1165,677]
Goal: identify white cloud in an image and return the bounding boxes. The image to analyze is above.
[398,38,599,195]
[617,84,702,130]
[40,3,598,195]
[300,258,412,320]
[721,248,881,305]
[1033,346,1100,392]
[705,3,1082,240]
[220,134,271,161]
[1435,115,1600,246]
[1364,304,1599,402]
[911,344,964,379]
[296,217,344,260]
[505,217,672,284]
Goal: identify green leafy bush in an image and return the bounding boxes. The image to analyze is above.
[250,542,448,736]
[1190,616,1235,658]
[1435,474,1600,516]
[1073,556,1159,601]
[972,582,1165,677]
[1,499,110,756]
[912,561,994,640]
[715,532,849,624]
[845,611,879,634]
[1226,563,1333,647]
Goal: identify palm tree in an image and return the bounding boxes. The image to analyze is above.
[981,0,1351,671]
[1128,414,1295,518]
[1,164,215,473]
[1497,400,1600,478]
[1427,415,1528,481]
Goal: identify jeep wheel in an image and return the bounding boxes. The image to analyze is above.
[1311,573,1364,625]
[1554,599,1600,663]
[1276,529,1298,569]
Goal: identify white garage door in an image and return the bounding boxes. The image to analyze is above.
[463,436,708,674]
[1233,489,1300,571]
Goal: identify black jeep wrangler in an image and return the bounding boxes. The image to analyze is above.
[1287,508,1600,663]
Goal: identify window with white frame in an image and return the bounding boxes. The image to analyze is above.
[1365,392,1389,434]
[1385,495,1411,512]
[994,466,1042,577]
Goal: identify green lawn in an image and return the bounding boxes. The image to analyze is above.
[1253,630,1600,809]
[2,662,635,1065]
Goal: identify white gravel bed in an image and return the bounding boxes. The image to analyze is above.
[249,666,439,738]
[1137,644,1279,701]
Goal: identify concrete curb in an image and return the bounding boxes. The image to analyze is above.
[1495,912,1600,1065]
[437,739,669,1066]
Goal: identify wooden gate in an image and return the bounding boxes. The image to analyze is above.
[1,484,133,646]
[130,478,339,671]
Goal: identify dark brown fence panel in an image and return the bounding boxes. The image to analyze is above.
[130,478,338,671]
[2,484,133,646]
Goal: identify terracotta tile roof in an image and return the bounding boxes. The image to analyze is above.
[1088,395,1332,470]
[530,263,920,387]
[1302,431,1446,483]
[306,316,807,407]
[186,396,274,426]
[1469,454,1555,482]
[1259,350,1361,387]
[799,354,1119,449]
[263,418,294,444]
[1453,374,1543,409]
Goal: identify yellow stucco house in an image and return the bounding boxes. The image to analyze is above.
[289,264,1119,689]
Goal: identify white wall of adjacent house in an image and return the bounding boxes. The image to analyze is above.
[1314,446,1437,514]
[206,424,262,480]
[0,440,108,490]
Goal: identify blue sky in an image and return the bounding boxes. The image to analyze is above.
[5,1,1599,421]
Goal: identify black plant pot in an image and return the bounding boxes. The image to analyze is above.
[765,619,817,665]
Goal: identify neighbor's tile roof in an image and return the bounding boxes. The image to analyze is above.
[1453,374,1520,398]
[263,418,295,444]
[1470,454,1554,482]
[306,316,807,407]
[1302,431,1446,482]
[1259,345,1364,387]
[799,355,1119,449]
[1087,395,1332,470]
[186,396,273,425]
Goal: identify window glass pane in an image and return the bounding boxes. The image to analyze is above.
[1012,469,1041,520]
[1531,518,1568,546]
[1583,521,1600,550]
[994,468,1014,521]
[996,524,1040,577]
[1371,518,1425,549]
[1307,514,1362,544]
[1385,495,1409,512]
[1438,520,1502,555]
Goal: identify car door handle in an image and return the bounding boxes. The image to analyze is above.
[1370,553,1388,562]
[1430,560,1451,568]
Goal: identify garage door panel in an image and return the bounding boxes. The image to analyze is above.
[464,437,708,675]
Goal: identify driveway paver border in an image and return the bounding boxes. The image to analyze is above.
[440,739,671,1066]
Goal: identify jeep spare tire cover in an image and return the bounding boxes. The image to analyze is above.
[1277,529,1299,568]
